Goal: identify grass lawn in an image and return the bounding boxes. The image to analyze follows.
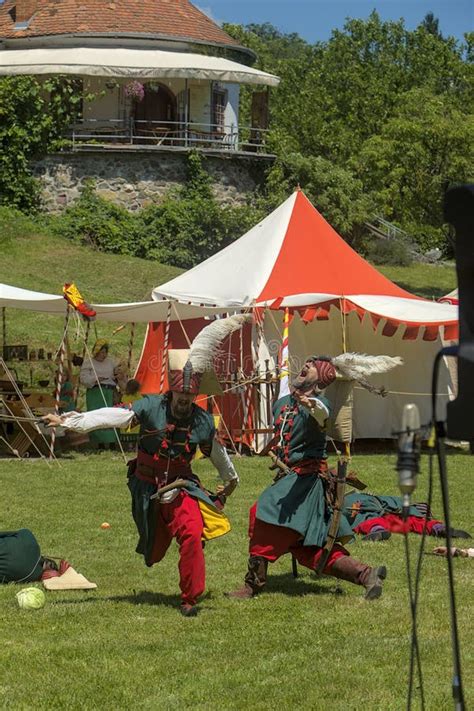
[378,263,456,301]
[0,451,472,710]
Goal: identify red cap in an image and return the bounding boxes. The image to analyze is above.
[314,359,337,388]
[169,370,201,395]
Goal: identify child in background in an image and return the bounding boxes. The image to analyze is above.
[120,379,141,450]
[54,369,76,413]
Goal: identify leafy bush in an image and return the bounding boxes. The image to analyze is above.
[402,221,449,254]
[136,195,224,267]
[365,238,413,266]
[48,153,266,268]
[50,182,138,254]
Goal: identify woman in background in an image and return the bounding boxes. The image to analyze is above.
[80,339,120,449]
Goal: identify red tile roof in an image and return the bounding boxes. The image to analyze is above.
[0,0,241,48]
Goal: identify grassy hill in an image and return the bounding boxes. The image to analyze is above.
[0,209,182,380]
[0,208,457,383]
[378,263,456,300]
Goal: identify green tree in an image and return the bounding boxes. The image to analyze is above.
[357,88,474,249]
[420,12,442,38]
[0,75,84,210]
[50,181,138,254]
[264,154,373,244]
[225,14,473,251]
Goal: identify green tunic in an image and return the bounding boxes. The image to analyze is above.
[0,529,43,583]
[132,394,216,458]
[272,394,329,465]
[127,394,224,565]
[343,492,424,529]
[256,395,354,547]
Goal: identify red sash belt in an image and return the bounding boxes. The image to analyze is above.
[135,449,192,486]
[291,458,328,476]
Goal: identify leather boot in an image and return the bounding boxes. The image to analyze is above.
[328,555,387,600]
[227,556,268,599]
[432,524,472,539]
[180,602,199,617]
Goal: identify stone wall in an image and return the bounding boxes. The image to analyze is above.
[32,149,272,212]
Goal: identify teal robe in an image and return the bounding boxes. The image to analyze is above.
[0,529,43,583]
[127,394,225,565]
[256,395,354,547]
[343,492,426,530]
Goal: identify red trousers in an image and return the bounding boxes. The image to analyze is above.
[354,514,443,536]
[248,503,348,574]
[150,491,205,606]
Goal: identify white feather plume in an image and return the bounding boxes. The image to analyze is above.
[332,353,403,396]
[332,353,403,379]
[188,314,253,374]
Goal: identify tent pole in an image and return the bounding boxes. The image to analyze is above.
[239,325,244,373]
[340,298,347,353]
[171,301,192,347]
[240,307,263,451]
[50,304,71,459]
[159,303,172,393]
[73,319,90,406]
[127,322,135,376]
[1,307,6,354]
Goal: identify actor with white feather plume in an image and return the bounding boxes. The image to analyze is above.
[228,352,403,601]
[44,314,251,616]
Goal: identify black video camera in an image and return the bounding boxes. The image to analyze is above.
[444,184,474,440]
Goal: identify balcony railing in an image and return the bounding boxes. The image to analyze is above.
[70,118,272,155]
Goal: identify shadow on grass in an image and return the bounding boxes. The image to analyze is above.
[49,579,342,608]
[113,589,219,609]
[49,590,184,609]
[264,572,343,597]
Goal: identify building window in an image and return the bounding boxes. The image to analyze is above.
[211,83,227,133]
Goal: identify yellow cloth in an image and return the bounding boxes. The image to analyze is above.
[63,283,85,309]
[190,413,228,538]
[195,415,221,461]
[121,393,141,433]
[198,500,230,541]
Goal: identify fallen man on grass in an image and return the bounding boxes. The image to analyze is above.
[0,528,95,589]
[343,491,471,542]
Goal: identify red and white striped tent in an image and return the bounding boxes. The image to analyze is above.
[439,288,459,305]
[137,190,458,439]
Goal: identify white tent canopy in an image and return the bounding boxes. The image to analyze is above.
[258,308,454,439]
[153,191,458,328]
[0,47,280,86]
[0,283,230,322]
